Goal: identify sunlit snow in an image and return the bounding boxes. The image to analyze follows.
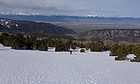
[0,45,140,84]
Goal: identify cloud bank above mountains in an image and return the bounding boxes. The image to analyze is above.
[0,0,140,17]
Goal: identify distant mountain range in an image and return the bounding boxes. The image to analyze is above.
[1,15,140,43]
[0,15,140,22]
[1,15,140,32]
[0,18,75,37]
[75,29,140,43]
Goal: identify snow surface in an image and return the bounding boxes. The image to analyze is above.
[0,46,140,84]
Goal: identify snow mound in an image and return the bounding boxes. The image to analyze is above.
[126,54,136,61]
[0,44,12,50]
[0,43,3,47]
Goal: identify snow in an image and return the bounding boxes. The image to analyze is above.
[0,44,12,50]
[126,54,136,61]
[73,47,81,52]
[48,47,55,52]
[0,46,140,84]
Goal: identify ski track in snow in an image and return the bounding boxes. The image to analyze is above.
[0,47,140,84]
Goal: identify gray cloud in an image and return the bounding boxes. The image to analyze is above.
[0,0,140,17]
[0,0,52,9]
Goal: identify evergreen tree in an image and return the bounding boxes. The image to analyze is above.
[90,41,104,52]
[24,36,33,49]
[38,40,48,51]
[115,45,128,60]
[0,36,2,43]
[85,43,91,50]
[48,39,56,47]
[71,42,77,49]
[110,44,119,56]
[132,45,140,62]
[55,41,66,51]
[1,33,10,46]
[11,39,21,49]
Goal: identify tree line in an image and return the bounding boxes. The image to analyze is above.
[0,33,140,62]
[0,33,109,52]
[0,33,88,51]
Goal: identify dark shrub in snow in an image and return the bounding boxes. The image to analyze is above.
[80,49,85,53]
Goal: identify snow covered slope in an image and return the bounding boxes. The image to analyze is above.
[0,48,140,84]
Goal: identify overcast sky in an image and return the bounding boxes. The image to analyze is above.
[0,0,140,17]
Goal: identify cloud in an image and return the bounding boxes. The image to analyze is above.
[0,0,85,15]
[0,0,58,9]
[0,0,140,17]
[0,0,88,10]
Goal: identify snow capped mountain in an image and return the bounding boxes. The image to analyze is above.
[0,11,131,18]
[0,12,39,16]
[0,12,140,26]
